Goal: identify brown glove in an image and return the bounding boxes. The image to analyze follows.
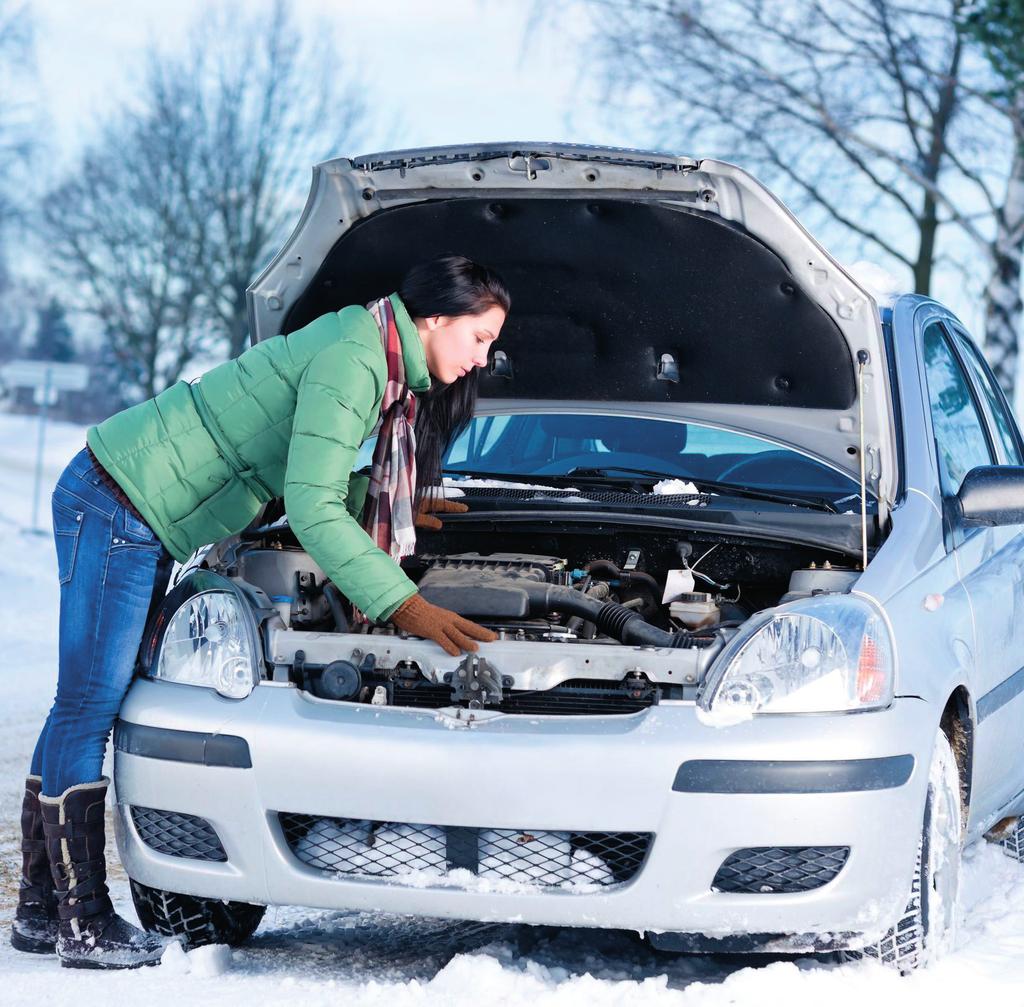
[391,593,497,656]
[415,496,469,531]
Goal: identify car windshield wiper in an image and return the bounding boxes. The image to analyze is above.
[447,464,694,487]
[445,465,844,514]
[565,466,842,514]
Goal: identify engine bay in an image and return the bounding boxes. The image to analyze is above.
[202,518,861,715]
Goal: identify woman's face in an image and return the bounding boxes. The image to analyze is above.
[418,304,506,384]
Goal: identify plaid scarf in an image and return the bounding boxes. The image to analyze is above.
[361,296,418,560]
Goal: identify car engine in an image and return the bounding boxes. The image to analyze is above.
[200,521,860,713]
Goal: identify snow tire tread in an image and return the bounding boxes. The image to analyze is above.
[846,729,960,974]
[129,879,265,949]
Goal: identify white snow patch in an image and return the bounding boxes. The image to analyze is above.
[443,476,580,493]
[444,474,701,505]
[651,478,700,496]
[479,830,570,886]
[297,819,448,876]
[160,940,231,976]
[340,850,613,896]
[159,939,190,973]
[295,818,613,894]
[386,866,542,894]
[568,849,615,888]
[188,943,234,977]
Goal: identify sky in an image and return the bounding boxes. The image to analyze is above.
[13,0,994,355]
[28,0,616,164]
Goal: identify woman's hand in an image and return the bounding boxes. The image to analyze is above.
[415,496,469,531]
[390,593,497,656]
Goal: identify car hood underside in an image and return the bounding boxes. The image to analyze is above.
[285,197,853,411]
[248,144,897,512]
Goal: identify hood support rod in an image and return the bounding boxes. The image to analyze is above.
[857,350,870,571]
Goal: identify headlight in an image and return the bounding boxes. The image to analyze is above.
[153,590,258,699]
[700,596,894,716]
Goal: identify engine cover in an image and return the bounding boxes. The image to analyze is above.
[416,553,569,619]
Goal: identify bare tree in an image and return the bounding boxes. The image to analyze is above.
[964,0,1024,391]
[0,1,31,231]
[39,0,365,402]
[0,1,34,359]
[39,106,211,401]
[576,0,993,294]
[575,0,1024,395]
[149,1,366,357]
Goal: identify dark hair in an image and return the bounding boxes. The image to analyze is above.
[397,255,511,506]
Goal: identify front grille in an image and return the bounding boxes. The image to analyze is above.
[502,687,653,715]
[387,678,656,716]
[711,846,849,894]
[130,806,227,862]
[279,813,652,889]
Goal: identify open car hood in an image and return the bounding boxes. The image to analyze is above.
[248,143,897,517]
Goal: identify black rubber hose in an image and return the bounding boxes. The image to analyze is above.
[585,560,662,597]
[323,583,349,633]
[523,584,687,648]
[565,581,607,635]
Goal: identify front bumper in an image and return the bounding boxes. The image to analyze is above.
[113,679,934,948]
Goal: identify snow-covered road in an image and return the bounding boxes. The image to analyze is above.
[3,412,1024,1005]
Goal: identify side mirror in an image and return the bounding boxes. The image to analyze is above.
[956,465,1024,527]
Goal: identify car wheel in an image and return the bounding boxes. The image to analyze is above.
[853,728,962,973]
[129,878,266,949]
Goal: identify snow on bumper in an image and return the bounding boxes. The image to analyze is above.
[113,680,934,945]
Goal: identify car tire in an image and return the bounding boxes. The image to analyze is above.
[852,728,962,973]
[129,878,266,949]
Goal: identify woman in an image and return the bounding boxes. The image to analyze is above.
[11,254,509,969]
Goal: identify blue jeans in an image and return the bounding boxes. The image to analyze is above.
[31,448,173,797]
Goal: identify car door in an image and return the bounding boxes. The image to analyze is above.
[920,319,1024,818]
[945,322,1024,817]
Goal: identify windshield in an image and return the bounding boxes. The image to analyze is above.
[437,413,860,498]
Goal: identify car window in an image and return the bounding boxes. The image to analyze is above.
[950,328,1023,465]
[921,323,994,494]
[480,415,511,452]
[443,412,860,496]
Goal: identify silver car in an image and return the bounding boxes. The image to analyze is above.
[111,144,1024,973]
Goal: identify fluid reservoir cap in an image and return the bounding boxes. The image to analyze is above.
[318,660,362,701]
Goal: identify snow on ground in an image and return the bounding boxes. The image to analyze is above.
[3,411,1024,1004]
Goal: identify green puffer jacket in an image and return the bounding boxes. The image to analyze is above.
[86,293,430,622]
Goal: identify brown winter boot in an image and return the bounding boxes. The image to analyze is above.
[39,778,168,969]
[10,775,59,954]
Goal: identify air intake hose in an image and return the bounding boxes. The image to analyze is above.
[524,584,689,648]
